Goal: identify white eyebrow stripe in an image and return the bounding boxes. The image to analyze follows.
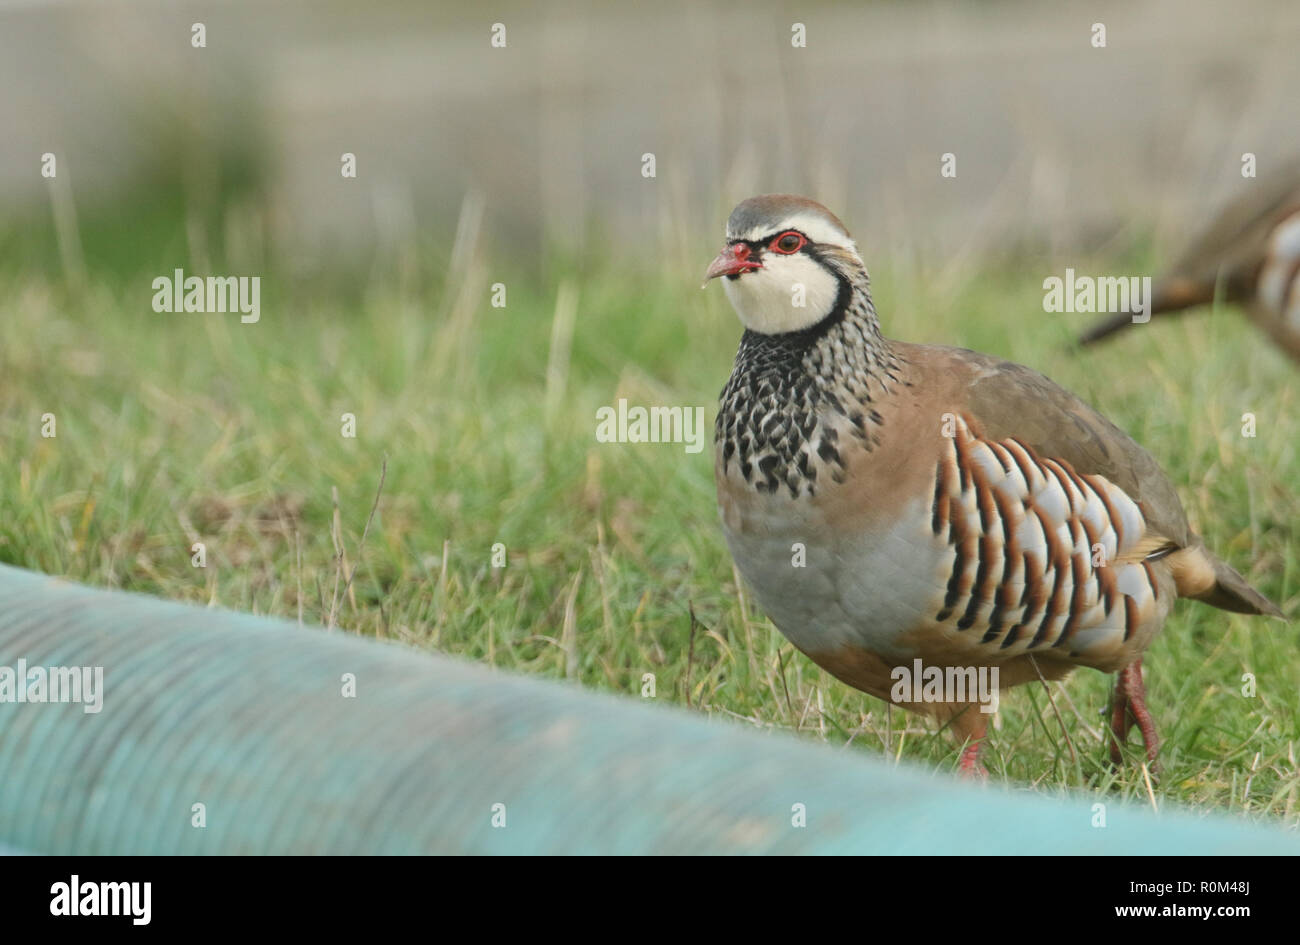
[728,212,856,250]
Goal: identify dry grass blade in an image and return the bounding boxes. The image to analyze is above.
[328,457,388,630]
[1029,655,1077,765]
[685,602,699,708]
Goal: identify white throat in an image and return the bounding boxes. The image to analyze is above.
[722,253,844,334]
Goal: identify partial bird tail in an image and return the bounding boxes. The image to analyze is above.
[1170,545,1284,618]
[1076,310,1143,347]
[1198,556,1285,617]
[1076,277,1217,348]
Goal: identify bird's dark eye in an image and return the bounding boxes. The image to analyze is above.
[771,231,805,254]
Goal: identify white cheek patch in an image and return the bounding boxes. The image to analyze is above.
[722,254,841,334]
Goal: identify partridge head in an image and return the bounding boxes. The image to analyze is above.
[704,195,863,334]
[708,194,1283,776]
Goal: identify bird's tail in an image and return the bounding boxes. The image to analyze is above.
[1169,545,1284,617]
[1197,556,1285,617]
[1076,277,1217,348]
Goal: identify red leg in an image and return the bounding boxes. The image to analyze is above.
[958,739,988,779]
[1107,670,1133,766]
[1124,659,1161,767]
[1108,659,1159,769]
[953,707,990,780]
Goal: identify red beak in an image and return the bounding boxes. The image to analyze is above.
[702,243,762,286]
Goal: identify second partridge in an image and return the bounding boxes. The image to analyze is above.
[1078,164,1300,363]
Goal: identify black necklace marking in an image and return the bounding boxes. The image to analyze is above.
[715,269,905,498]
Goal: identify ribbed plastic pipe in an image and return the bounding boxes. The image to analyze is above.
[0,563,1294,854]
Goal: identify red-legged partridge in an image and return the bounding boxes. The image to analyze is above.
[706,194,1283,776]
[1079,165,1300,363]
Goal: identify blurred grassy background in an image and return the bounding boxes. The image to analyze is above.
[1,0,1297,821]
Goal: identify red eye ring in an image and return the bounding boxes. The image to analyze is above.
[770,231,805,254]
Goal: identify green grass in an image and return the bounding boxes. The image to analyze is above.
[2,247,1297,825]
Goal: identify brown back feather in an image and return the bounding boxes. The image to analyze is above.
[900,343,1191,546]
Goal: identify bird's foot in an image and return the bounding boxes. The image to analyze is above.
[1108,659,1160,772]
[957,739,989,780]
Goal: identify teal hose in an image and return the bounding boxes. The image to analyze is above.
[0,564,1294,854]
